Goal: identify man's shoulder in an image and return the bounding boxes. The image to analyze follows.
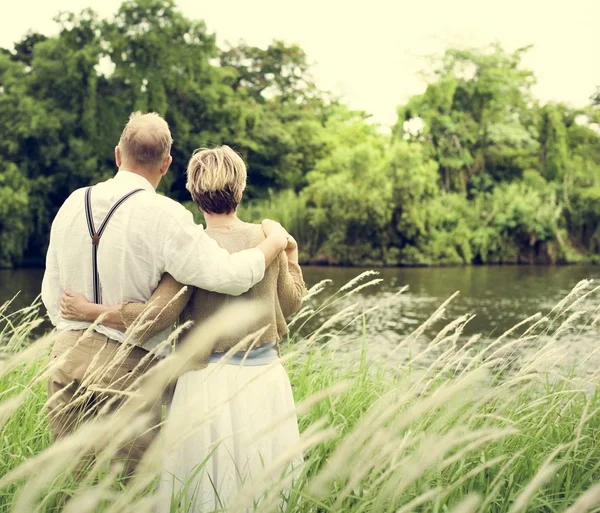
[139,193,194,224]
[66,187,88,201]
[57,187,87,212]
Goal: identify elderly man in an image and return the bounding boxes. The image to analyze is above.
[41,111,288,475]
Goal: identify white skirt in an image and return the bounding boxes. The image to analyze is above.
[155,361,302,513]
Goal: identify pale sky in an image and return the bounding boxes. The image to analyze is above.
[1,0,599,128]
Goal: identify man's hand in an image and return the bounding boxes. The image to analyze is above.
[257,219,290,267]
[261,219,289,250]
[285,234,299,264]
[285,234,298,252]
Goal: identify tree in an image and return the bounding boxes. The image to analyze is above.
[539,104,569,182]
[302,108,392,263]
[220,40,323,106]
[101,0,230,199]
[394,46,538,192]
[9,32,49,66]
[219,40,333,195]
[1,2,599,268]
[0,163,31,267]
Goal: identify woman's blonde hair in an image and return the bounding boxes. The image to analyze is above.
[186,145,247,214]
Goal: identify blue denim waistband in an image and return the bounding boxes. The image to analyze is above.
[208,342,278,366]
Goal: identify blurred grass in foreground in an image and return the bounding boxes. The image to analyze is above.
[1,275,600,513]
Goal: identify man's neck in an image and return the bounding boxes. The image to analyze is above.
[203,212,242,229]
[119,167,160,190]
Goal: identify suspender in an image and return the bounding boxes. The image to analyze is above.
[84,186,144,304]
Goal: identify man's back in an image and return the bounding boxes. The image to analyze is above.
[42,168,268,350]
[42,171,184,348]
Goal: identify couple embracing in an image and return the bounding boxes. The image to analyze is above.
[42,111,306,511]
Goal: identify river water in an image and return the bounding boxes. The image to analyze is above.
[1,265,598,369]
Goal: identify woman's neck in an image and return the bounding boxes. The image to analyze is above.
[203,212,242,229]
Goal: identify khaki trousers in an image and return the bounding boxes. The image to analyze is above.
[47,330,162,477]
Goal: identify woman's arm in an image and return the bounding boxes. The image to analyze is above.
[119,274,192,338]
[60,291,125,330]
[277,236,308,318]
[60,274,193,341]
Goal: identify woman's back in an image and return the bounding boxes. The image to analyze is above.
[181,222,305,353]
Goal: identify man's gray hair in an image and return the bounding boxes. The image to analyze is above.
[118,112,172,168]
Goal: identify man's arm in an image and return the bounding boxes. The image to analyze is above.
[59,274,192,341]
[41,220,62,326]
[259,219,290,267]
[160,208,287,296]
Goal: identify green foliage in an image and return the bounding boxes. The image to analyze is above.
[0,3,599,268]
[395,46,540,192]
[387,142,442,264]
[472,181,564,264]
[400,192,476,265]
[239,190,313,258]
[302,112,392,264]
[391,179,565,266]
[0,1,334,267]
[540,104,569,181]
[0,163,31,267]
[567,186,600,253]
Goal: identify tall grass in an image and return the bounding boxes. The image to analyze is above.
[184,190,315,259]
[238,190,314,254]
[1,276,600,512]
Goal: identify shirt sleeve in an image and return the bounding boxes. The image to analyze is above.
[159,207,265,296]
[119,273,193,343]
[277,251,307,318]
[41,218,62,326]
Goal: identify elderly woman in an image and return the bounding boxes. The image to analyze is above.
[60,146,306,511]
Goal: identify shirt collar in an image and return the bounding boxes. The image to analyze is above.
[114,169,156,193]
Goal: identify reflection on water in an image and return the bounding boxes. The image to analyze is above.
[304,265,598,334]
[0,268,45,313]
[298,265,599,372]
[1,265,598,370]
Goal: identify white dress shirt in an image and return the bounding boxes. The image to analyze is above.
[41,170,265,350]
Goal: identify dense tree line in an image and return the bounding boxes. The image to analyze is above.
[1,0,599,268]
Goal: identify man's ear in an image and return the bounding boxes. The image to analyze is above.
[115,146,122,167]
[160,155,173,176]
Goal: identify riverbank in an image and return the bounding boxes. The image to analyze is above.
[4,255,599,272]
[1,279,600,512]
[298,256,600,267]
